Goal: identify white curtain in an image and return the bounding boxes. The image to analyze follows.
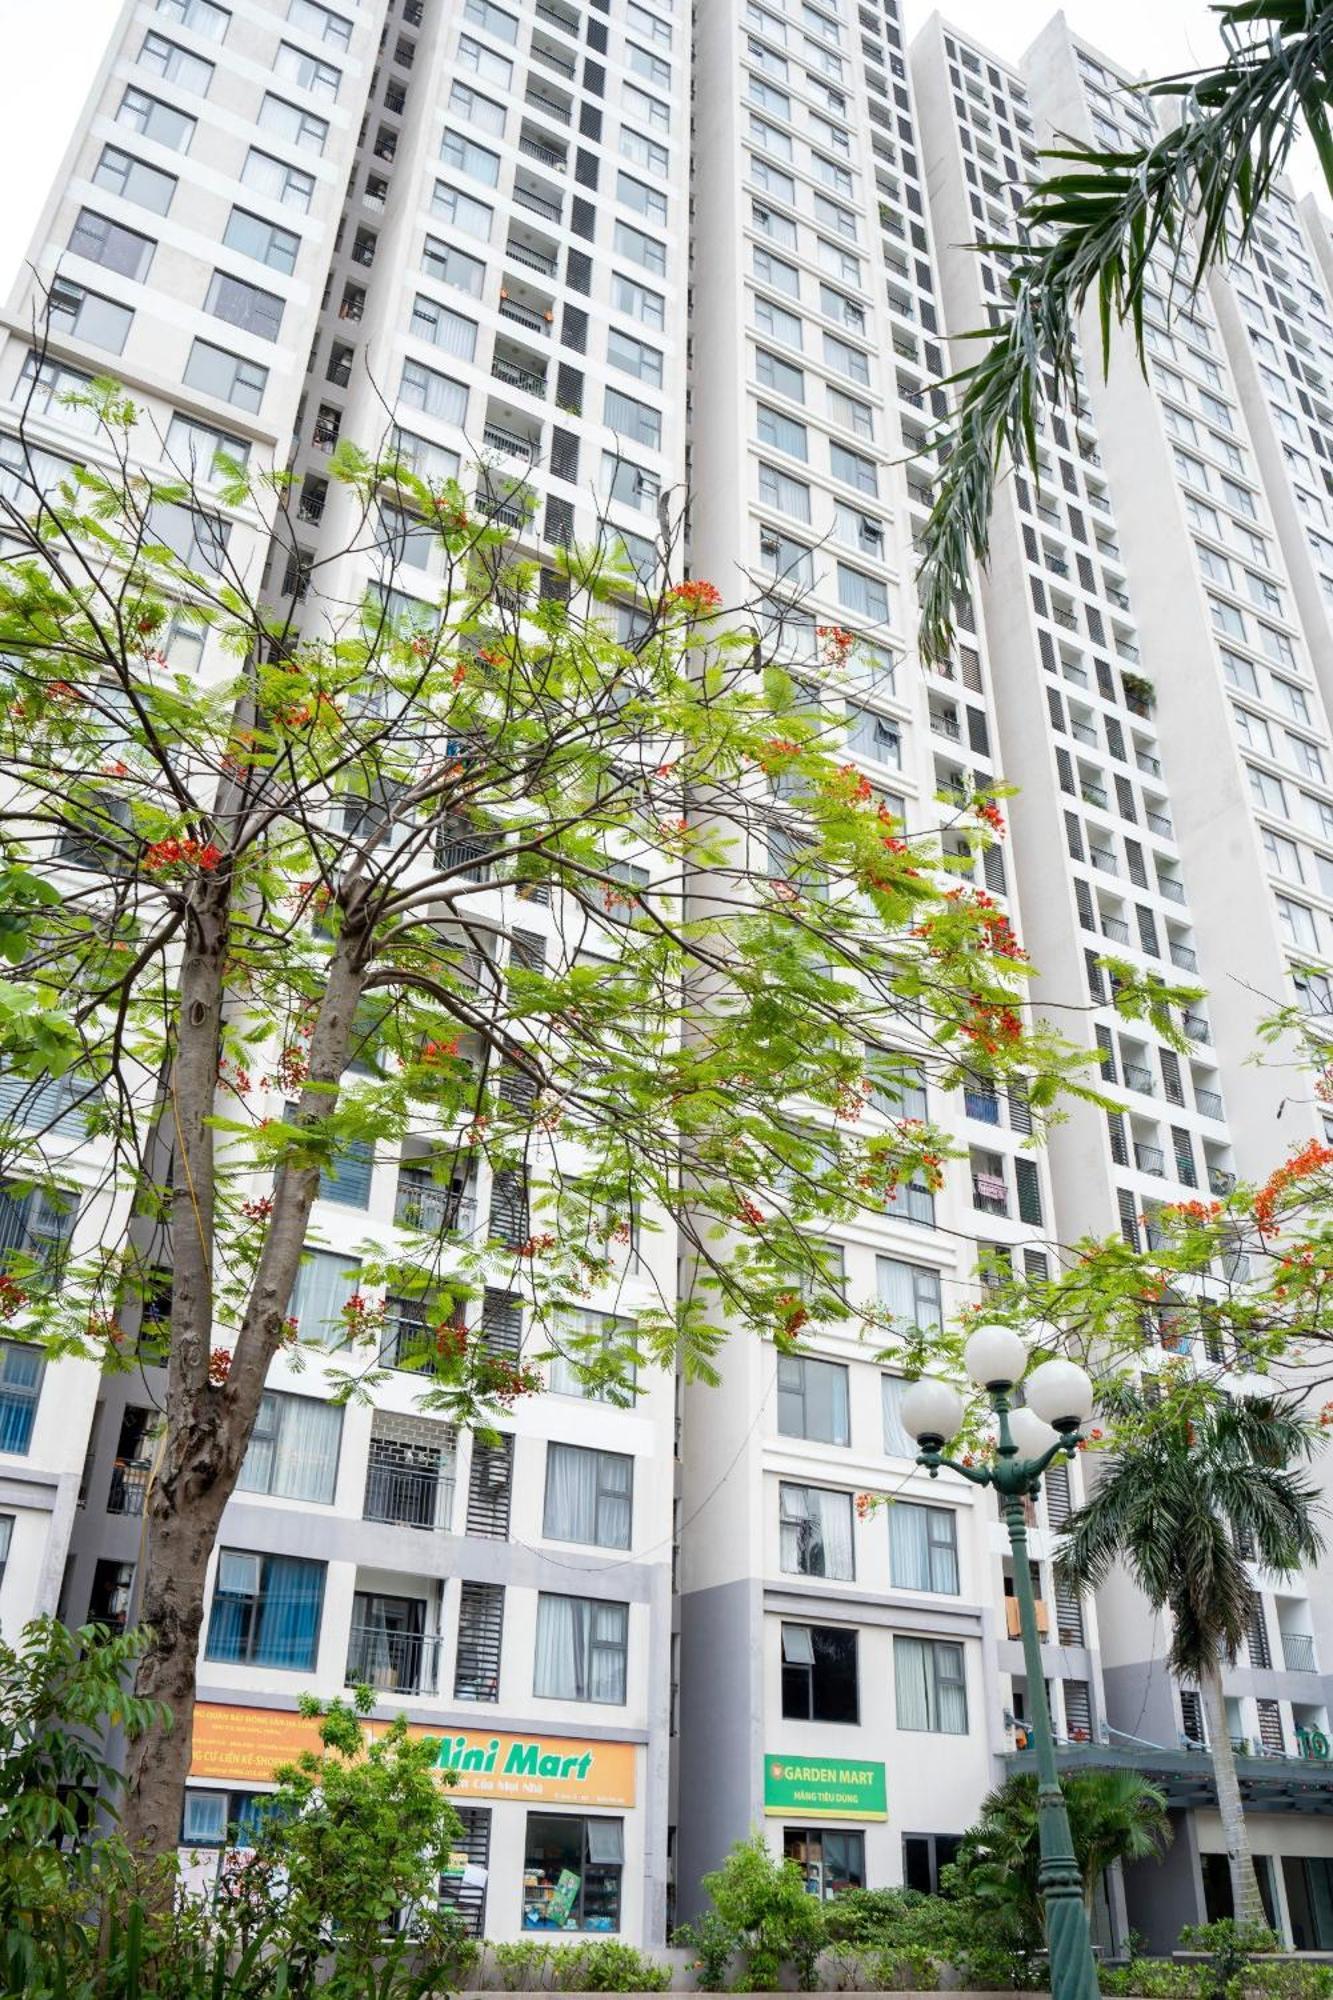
[895,1635,967,1734]
[894,1635,933,1731]
[545,1442,597,1542]
[272,1396,341,1502]
[289,1248,360,1346]
[534,1593,580,1697]
[890,1504,932,1591]
[881,1376,915,1458]
[780,1484,853,1579]
[534,1595,627,1702]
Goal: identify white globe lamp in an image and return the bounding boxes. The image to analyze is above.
[964,1323,1029,1391]
[1008,1405,1062,1461]
[899,1377,966,1450]
[1025,1356,1095,1432]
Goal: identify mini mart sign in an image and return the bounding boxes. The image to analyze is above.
[190,1705,636,1807]
[763,1753,887,1821]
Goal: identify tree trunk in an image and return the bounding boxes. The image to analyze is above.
[1199,1660,1268,1928]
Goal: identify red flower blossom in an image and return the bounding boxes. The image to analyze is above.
[669,578,722,613]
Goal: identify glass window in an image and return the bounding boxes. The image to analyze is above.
[845,701,899,766]
[755,347,804,401]
[0,1341,43,1455]
[603,452,660,513]
[431,183,493,240]
[47,280,133,356]
[623,82,669,133]
[237,1390,341,1503]
[618,171,668,225]
[14,355,98,431]
[621,127,669,176]
[749,111,793,161]
[182,1787,270,1847]
[522,1815,623,1931]
[544,1443,633,1549]
[157,0,229,36]
[241,147,315,211]
[881,1374,918,1458]
[1277,895,1319,953]
[837,562,890,625]
[756,403,807,460]
[116,85,195,152]
[761,527,813,589]
[223,206,300,274]
[92,144,177,216]
[288,0,353,48]
[753,294,803,348]
[399,358,468,425]
[275,39,340,99]
[139,30,215,94]
[830,440,877,495]
[604,386,661,449]
[409,295,477,359]
[776,1354,849,1444]
[258,92,329,155]
[533,1594,628,1703]
[749,154,795,202]
[421,237,485,299]
[780,1622,858,1721]
[614,221,667,274]
[462,0,518,41]
[890,1502,960,1593]
[146,496,231,571]
[205,270,285,342]
[758,460,811,521]
[779,1482,854,1578]
[549,1310,637,1403]
[752,201,797,250]
[287,1246,360,1345]
[627,0,671,47]
[440,129,500,186]
[608,328,663,387]
[828,386,873,438]
[457,31,513,86]
[628,43,671,87]
[449,80,505,136]
[205,1550,325,1670]
[612,273,665,328]
[68,209,155,283]
[782,1827,865,1898]
[894,1634,968,1734]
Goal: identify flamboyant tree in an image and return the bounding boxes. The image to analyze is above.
[0,363,1185,1863]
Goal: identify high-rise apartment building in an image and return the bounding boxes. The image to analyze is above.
[2,0,1333,1955]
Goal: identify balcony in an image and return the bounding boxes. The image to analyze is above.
[1089,846,1118,874]
[107,1459,152,1516]
[1170,941,1199,972]
[1101,915,1130,944]
[1080,782,1109,810]
[1158,877,1186,904]
[530,32,577,78]
[364,1455,453,1531]
[525,85,571,127]
[963,1087,1002,1124]
[518,130,567,173]
[483,420,538,463]
[513,180,563,225]
[1209,1167,1237,1196]
[1123,1062,1156,1094]
[505,233,559,277]
[972,1172,1009,1216]
[1136,749,1163,777]
[1196,1087,1224,1120]
[491,348,547,399]
[1283,1630,1318,1673]
[394,1173,476,1233]
[1005,1598,1051,1639]
[1183,1014,1211,1044]
[930,709,961,740]
[497,293,552,337]
[1051,607,1078,631]
[1134,1142,1167,1176]
[1071,719,1098,745]
[345,1622,442,1696]
[1146,808,1174,837]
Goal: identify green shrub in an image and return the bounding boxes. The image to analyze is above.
[491,1938,670,1990]
[822,1882,1040,1991]
[676,1836,827,1991]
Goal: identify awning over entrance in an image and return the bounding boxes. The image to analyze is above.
[1004,1740,1333,1815]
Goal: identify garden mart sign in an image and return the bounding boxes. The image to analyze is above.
[190,1705,636,1806]
[763,1754,887,1821]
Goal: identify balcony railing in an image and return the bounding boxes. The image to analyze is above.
[1170,941,1199,972]
[930,711,961,740]
[1196,1088,1224,1120]
[512,184,562,223]
[518,135,566,171]
[1123,1062,1155,1095]
[483,422,536,461]
[107,1460,152,1516]
[394,1177,476,1233]
[1101,916,1130,944]
[1134,1143,1167,1176]
[498,297,550,334]
[1146,808,1174,837]
[1136,750,1163,777]
[1071,720,1097,745]
[1089,847,1118,874]
[1081,782,1108,810]
[963,1088,1001,1124]
[1158,877,1186,904]
[1051,608,1078,631]
[345,1622,442,1696]
[491,354,546,397]
[364,1457,454,1531]
[1183,1014,1211,1044]
[505,238,558,275]
[972,1174,1009,1216]
[1283,1630,1318,1673]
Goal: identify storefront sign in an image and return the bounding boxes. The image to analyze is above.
[763,1753,887,1821]
[190,1705,636,1807]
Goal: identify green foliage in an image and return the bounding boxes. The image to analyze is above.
[682,1836,827,1991]
[490,1938,670,1990]
[954,1767,1171,1940]
[916,3,1333,663]
[821,1884,1040,1991]
[225,1691,476,1996]
[1103,1925,1333,2000]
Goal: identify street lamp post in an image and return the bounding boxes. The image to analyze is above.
[900,1328,1101,2000]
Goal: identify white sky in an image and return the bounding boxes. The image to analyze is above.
[0,0,1324,298]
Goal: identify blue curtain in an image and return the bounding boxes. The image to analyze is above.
[255,1556,324,1669]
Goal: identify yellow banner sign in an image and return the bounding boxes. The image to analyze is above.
[190,1705,637,1808]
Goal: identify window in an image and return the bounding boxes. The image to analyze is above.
[837,562,890,625]
[749,112,793,161]
[781,1622,858,1721]
[890,1502,960,1593]
[288,1247,360,1345]
[755,347,804,401]
[813,193,857,241]
[779,1482,854,1578]
[881,1374,918,1458]
[604,386,661,449]
[205,270,285,342]
[241,147,315,212]
[1233,706,1274,757]
[275,40,340,99]
[758,461,810,521]
[894,1634,968,1733]
[624,82,669,133]
[628,43,671,87]
[221,207,301,278]
[846,702,899,766]
[117,85,195,151]
[431,183,493,240]
[206,1550,325,1669]
[621,127,669,176]
[628,0,671,46]
[533,1594,628,1703]
[783,1828,864,1898]
[549,1310,637,1402]
[0,1342,43,1455]
[830,440,878,495]
[92,144,177,216]
[762,527,813,588]
[68,209,155,283]
[1272,677,1311,725]
[777,1354,849,1444]
[399,359,468,425]
[258,92,329,155]
[828,386,873,438]
[237,1390,341,1503]
[612,273,665,328]
[181,1787,270,1848]
[754,246,800,297]
[440,129,500,186]
[448,80,505,137]
[139,31,214,94]
[752,201,797,250]
[834,502,883,556]
[903,1832,963,1896]
[288,0,353,48]
[1288,733,1326,781]
[817,236,859,284]
[463,0,518,38]
[1277,895,1320,953]
[47,280,133,356]
[522,1816,622,1932]
[146,497,231,571]
[15,354,97,430]
[421,239,485,299]
[608,328,663,387]
[820,281,864,330]
[753,294,803,347]
[457,31,512,86]
[614,221,666,275]
[1221,648,1259,696]
[157,0,229,35]
[544,1443,633,1549]
[1249,765,1288,814]
[603,453,660,514]
[617,171,667,225]
[1262,828,1303,880]
[756,403,807,459]
[749,154,795,202]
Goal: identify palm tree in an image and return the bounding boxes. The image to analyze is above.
[1057,1384,1324,1927]
[917,2,1333,666]
[956,1767,1172,1942]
